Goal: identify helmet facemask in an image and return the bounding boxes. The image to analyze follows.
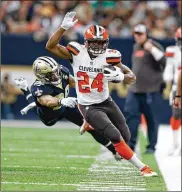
[85,39,109,56]
[33,58,61,86]
[45,68,61,85]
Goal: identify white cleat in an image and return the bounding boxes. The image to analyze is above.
[141,165,158,177]
[114,152,123,161]
[15,77,29,91]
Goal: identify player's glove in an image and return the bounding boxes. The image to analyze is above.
[59,97,77,108]
[104,66,124,82]
[61,12,78,30]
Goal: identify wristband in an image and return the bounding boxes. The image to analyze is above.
[58,98,62,106]
[175,95,181,98]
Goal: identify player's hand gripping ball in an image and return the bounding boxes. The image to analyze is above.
[103,65,124,82]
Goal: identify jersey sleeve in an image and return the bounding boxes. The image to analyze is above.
[66,41,81,56]
[163,46,175,82]
[31,81,53,97]
[106,49,122,66]
[165,46,175,58]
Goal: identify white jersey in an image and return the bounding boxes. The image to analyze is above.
[66,42,121,105]
[163,45,181,92]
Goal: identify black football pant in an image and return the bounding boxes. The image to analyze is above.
[79,97,131,144]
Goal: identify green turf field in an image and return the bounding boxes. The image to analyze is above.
[1,127,166,191]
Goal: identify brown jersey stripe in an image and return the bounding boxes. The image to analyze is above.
[106,58,121,63]
[66,44,80,55]
[106,57,121,60]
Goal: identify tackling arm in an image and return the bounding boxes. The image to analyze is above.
[37,95,59,108]
[69,75,76,88]
[37,94,77,108]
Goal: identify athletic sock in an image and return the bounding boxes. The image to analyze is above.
[87,130,117,154]
[170,116,181,130]
[170,116,181,147]
[128,154,145,170]
[114,140,145,170]
[105,141,116,155]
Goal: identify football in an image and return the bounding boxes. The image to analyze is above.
[103,65,117,74]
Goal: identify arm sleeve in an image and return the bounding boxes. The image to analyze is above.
[163,47,175,82]
[151,41,166,71]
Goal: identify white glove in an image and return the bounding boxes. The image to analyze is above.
[104,66,124,82]
[61,12,78,30]
[59,97,77,108]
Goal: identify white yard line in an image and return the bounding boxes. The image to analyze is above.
[155,125,181,191]
[76,146,146,191]
[1,120,78,129]
[141,124,181,191]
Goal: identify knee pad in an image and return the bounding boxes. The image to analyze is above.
[103,123,122,144]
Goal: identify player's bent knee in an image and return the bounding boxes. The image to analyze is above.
[43,121,56,126]
[103,124,122,143]
[123,124,131,142]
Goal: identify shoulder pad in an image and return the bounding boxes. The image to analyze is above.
[106,49,121,65]
[66,41,81,56]
[165,46,176,57]
[31,82,52,97]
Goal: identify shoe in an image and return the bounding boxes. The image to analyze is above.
[15,77,29,91]
[79,120,94,135]
[114,152,123,161]
[145,148,155,154]
[141,165,158,177]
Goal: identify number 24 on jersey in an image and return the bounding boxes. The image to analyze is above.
[77,71,103,93]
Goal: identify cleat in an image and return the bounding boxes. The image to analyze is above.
[141,166,158,177]
[114,152,123,161]
[15,77,29,91]
[79,120,94,135]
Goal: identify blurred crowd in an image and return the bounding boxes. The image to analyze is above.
[0,0,181,40]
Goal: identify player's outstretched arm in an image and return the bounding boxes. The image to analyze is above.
[46,12,78,59]
[69,75,76,88]
[117,63,136,85]
[38,95,60,108]
[37,95,77,108]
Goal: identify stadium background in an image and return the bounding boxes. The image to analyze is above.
[1,1,181,191]
[1,0,181,123]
